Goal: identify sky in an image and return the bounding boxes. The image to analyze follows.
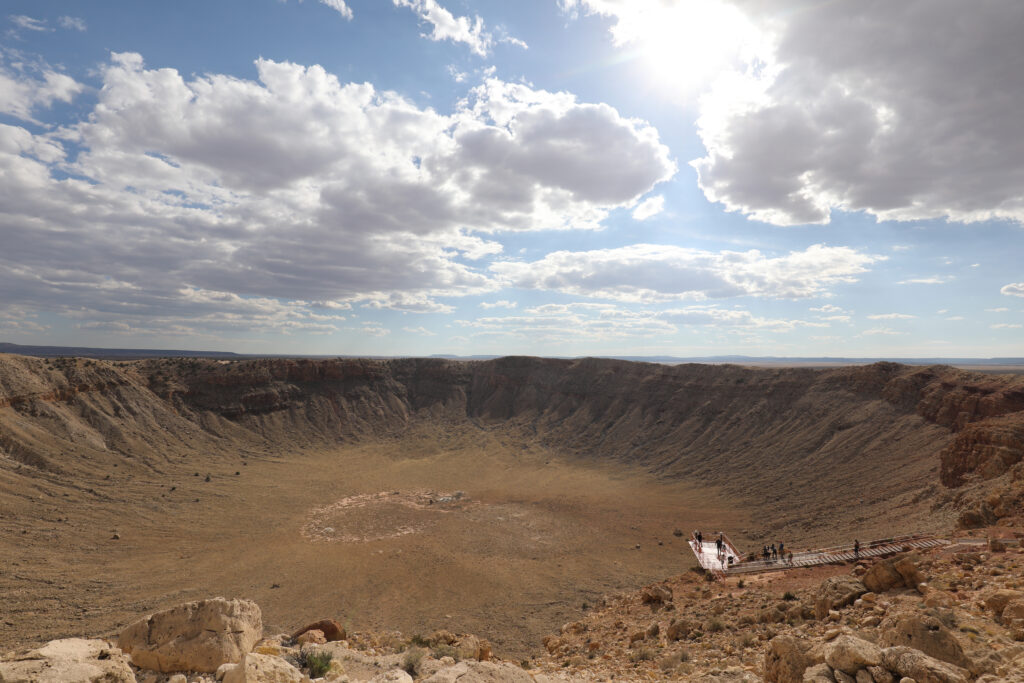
[1,0,1022,358]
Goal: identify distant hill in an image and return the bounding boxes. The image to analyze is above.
[0,342,243,360]
[3,341,1023,366]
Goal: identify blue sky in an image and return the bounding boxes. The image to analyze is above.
[1,0,1022,357]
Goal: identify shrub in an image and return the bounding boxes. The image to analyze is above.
[783,591,797,601]
[629,647,654,663]
[706,618,726,633]
[402,647,426,675]
[410,633,430,647]
[432,644,459,662]
[298,650,333,678]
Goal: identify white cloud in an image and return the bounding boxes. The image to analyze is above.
[897,277,949,285]
[58,16,87,31]
[0,54,674,334]
[860,327,906,336]
[866,313,915,320]
[0,56,82,122]
[403,326,436,336]
[686,1,1024,226]
[891,245,911,252]
[945,316,965,321]
[479,300,517,309]
[319,0,353,20]
[492,243,882,302]
[631,194,664,220]
[810,304,847,314]
[660,305,825,331]
[393,0,524,56]
[992,323,1023,329]
[9,15,50,32]
[1002,283,1024,298]
[986,307,1009,313]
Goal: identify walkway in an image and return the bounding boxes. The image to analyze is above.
[690,533,949,576]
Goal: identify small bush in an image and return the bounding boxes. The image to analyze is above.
[736,632,757,649]
[737,579,745,589]
[629,647,654,663]
[410,633,430,647]
[782,591,797,601]
[706,618,726,633]
[402,647,426,675]
[298,650,333,678]
[432,644,459,662]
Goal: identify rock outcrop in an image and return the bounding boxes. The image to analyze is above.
[0,638,136,683]
[118,597,262,673]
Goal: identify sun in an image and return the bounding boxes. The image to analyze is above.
[627,0,768,97]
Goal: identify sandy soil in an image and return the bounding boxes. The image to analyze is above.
[0,422,747,657]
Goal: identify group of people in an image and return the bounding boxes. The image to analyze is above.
[693,530,735,567]
[758,541,794,565]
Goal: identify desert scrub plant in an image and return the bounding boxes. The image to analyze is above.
[297,650,333,678]
[402,647,426,676]
[431,643,459,662]
[782,591,797,601]
[736,632,757,649]
[705,617,726,633]
[410,633,430,647]
[629,647,654,663]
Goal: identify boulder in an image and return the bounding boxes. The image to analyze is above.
[879,614,972,673]
[666,618,693,641]
[420,660,534,682]
[369,671,413,683]
[892,557,925,589]
[222,652,305,683]
[119,597,262,673]
[866,665,894,683]
[641,584,673,605]
[291,619,345,643]
[862,561,906,594]
[881,646,970,683]
[764,635,813,683]
[692,667,764,682]
[295,630,326,646]
[824,635,882,674]
[1003,600,1024,623]
[815,577,868,620]
[0,638,136,683]
[984,589,1024,615]
[802,663,835,682]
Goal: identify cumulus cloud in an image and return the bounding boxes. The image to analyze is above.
[992,323,1023,329]
[690,1,1024,225]
[393,0,524,56]
[866,313,915,320]
[1002,283,1024,298]
[0,54,672,333]
[492,244,881,302]
[0,55,82,122]
[860,327,906,336]
[631,195,664,220]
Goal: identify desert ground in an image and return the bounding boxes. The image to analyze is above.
[3,354,1021,663]
[1,420,746,656]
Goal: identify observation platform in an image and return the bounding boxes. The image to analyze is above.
[689,532,949,577]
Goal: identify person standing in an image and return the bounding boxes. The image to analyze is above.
[854,539,860,559]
